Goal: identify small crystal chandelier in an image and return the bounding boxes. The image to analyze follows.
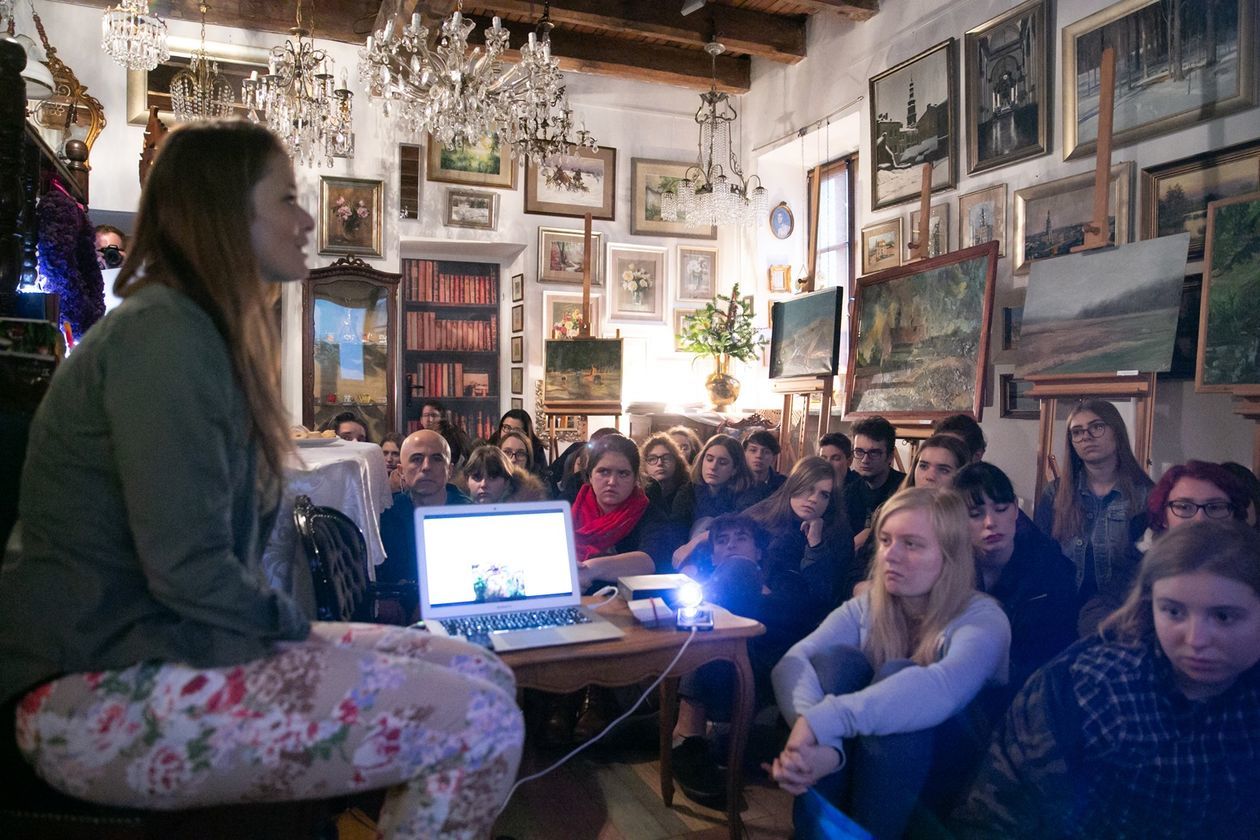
[169,4,234,122]
[242,0,354,168]
[662,41,767,228]
[359,0,595,165]
[100,0,169,71]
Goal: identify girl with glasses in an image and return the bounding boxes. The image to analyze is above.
[1034,400,1153,637]
[1145,460,1248,539]
[487,409,549,472]
[639,432,690,514]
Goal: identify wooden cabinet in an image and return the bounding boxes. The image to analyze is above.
[401,258,500,439]
[301,257,400,442]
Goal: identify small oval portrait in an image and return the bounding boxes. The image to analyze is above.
[770,202,794,239]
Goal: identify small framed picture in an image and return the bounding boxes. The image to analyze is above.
[1002,306,1023,351]
[444,188,498,230]
[768,264,791,293]
[510,335,523,363]
[958,183,1007,256]
[861,219,902,275]
[674,308,698,351]
[511,398,524,410]
[999,374,1039,419]
[318,176,383,257]
[608,243,667,323]
[769,202,794,239]
[511,272,524,302]
[511,367,524,395]
[511,304,523,333]
[909,202,950,258]
[543,290,602,339]
[538,226,603,285]
[676,245,718,301]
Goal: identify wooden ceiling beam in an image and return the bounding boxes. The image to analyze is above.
[788,0,879,21]
[467,1,805,64]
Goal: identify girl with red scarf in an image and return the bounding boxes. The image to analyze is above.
[572,435,681,592]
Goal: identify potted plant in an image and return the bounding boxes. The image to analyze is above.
[678,282,766,408]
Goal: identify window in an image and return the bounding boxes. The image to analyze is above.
[808,156,854,367]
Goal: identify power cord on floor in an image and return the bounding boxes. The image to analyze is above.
[494,626,699,819]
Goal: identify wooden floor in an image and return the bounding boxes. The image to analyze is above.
[492,716,794,840]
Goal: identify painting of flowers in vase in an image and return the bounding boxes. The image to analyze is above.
[608,243,666,323]
[319,176,383,257]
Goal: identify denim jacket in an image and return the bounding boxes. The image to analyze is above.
[1035,475,1149,601]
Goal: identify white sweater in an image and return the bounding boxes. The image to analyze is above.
[771,592,1011,749]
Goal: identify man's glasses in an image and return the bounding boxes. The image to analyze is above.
[644,454,675,465]
[852,448,886,461]
[1166,500,1234,519]
[1069,421,1108,442]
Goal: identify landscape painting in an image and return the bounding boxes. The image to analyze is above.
[1141,140,1260,260]
[868,39,958,210]
[862,219,902,275]
[1013,162,1133,273]
[1017,234,1190,378]
[524,145,617,219]
[630,158,716,239]
[846,242,998,423]
[1064,0,1256,159]
[1197,192,1260,391]
[769,287,843,379]
[910,203,951,258]
[426,134,517,188]
[544,338,623,411]
[959,183,1007,255]
[537,227,603,286]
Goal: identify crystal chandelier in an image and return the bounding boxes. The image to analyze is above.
[662,41,767,228]
[100,0,169,71]
[169,4,234,122]
[359,0,595,165]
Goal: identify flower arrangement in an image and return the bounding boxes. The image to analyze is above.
[677,282,764,364]
[621,264,653,303]
[552,305,587,339]
[334,195,370,237]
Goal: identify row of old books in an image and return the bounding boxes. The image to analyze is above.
[407,409,496,441]
[404,311,498,351]
[403,261,497,305]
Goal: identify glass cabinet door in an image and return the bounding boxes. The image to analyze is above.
[302,258,400,442]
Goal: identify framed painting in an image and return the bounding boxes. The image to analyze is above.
[400,144,421,220]
[511,398,524,410]
[845,241,999,423]
[511,272,524,303]
[1003,305,1024,351]
[868,39,958,210]
[958,183,1007,255]
[543,291,602,339]
[768,264,792,293]
[318,176,383,258]
[537,227,603,286]
[674,308,698,351]
[511,304,524,334]
[1141,139,1260,261]
[1013,162,1134,274]
[510,335,523,363]
[770,202,795,239]
[126,36,269,126]
[1163,273,1203,380]
[543,338,623,413]
[861,218,902,275]
[630,158,716,239]
[511,367,524,395]
[677,245,718,301]
[910,202,951,258]
[444,188,498,230]
[769,287,844,379]
[608,244,667,323]
[524,145,617,220]
[965,0,1051,175]
[999,374,1040,419]
[1063,0,1256,160]
[1197,191,1260,392]
[426,134,517,188]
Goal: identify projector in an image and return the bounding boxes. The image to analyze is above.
[617,573,696,607]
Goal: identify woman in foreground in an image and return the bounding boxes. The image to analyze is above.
[0,121,522,839]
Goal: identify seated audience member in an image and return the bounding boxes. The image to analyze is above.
[418,398,446,431]
[769,488,1011,838]
[381,431,404,492]
[462,445,546,504]
[955,462,1076,703]
[553,427,621,502]
[953,521,1260,838]
[1220,461,1260,529]
[1,122,521,837]
[324,410,369,442]
[740,430,786,506]
[1146,460,1249,543]
[497,429,536,473]
[900,433,971,491]
[819,431,861,500]
[488,408,549,471]
[934,413,986,462]
[378,429,470,587]
[669,425,705,465]
[93,223,127,270]
[844,416,907,538]
[672,434,754,567]
[436,418,473,470]
[640,432,691,513]
[572,435,678,590]
[1034,400,1152,637]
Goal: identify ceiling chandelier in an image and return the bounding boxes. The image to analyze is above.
[100,0,169,71]
[359,0,595,165]
[662,41,767,227]
[169,3,234,122]
[242,0,353,168]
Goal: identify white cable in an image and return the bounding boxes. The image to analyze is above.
[495,626,700,818]
[586,585,619,609]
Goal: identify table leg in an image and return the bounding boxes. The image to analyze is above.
[658,677,680,807]
[726,646,755,840]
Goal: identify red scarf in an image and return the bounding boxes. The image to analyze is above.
[572,483,650,563]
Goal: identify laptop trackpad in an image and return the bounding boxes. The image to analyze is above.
[490,622,623,652]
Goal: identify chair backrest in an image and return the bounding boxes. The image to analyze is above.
[294,495,369,622]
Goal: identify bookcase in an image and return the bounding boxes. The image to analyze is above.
[402,258,500,439]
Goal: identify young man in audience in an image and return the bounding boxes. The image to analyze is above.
[418,399,446,431]
[934,413,986,463]
[740,430,786,506]
[845,416,906,540]
[819,431,861,499]
[323,410,369,442]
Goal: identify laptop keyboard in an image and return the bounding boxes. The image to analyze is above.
[439,607,592,648]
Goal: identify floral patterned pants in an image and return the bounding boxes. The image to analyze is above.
[14,622,524,839]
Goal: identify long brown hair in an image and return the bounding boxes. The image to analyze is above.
[746,456,836,532]
[115,120,293,480]
[1051,399,1151,544]
[865,488,979,668]
[689,434,753,495]
[900,434,971,491]
[639,432,689,488]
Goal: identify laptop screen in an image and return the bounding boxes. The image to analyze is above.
[416,502,579,613]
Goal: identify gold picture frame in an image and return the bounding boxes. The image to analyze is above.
[1012,162,1133,274]
[426,135,518,189]
[318,176,384,258]
[630,158,716,239]
[861,218,903,275]
[768,264,792,293]
[126,36,270,126]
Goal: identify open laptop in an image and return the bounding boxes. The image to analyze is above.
[414,500,624,652]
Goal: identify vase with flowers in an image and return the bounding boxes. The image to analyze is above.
[334,195,370,239]
[621,264,653,306]
[677,283,765,409]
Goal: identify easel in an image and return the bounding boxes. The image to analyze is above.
[774,375,835,468]
[905,163,933,263]
[543,213,621,459]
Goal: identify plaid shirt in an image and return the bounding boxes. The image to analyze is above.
[955,635,1260,838]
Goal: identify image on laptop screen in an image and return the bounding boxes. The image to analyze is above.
[420,507,575,609]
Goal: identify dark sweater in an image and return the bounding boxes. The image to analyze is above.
[378,484,471,584]
[672,483,741,531]
[845,468,907,533]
